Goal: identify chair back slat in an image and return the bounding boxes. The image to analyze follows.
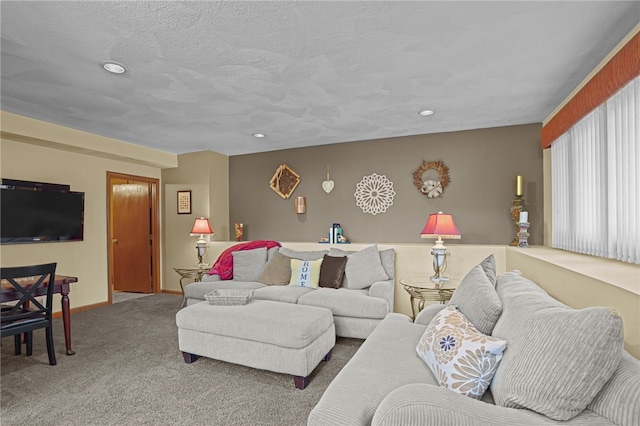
[1,263,58,329]
[1,262,58,365]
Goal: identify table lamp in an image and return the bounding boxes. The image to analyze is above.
[420,211,461,285]
[190,217,214,267]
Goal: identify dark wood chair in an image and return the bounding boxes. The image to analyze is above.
[1,263,58,365]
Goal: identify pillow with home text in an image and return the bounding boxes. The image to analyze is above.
[288,259,323,288]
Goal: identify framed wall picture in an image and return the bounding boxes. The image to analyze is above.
[177,190,192,214]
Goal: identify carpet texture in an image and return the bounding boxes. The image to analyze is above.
[1,294,362,425]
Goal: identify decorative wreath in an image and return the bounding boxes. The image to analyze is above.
[412,160,450,198]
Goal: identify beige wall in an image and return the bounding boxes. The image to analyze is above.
[161,152,229,293]
[229,124,543,245]
[0,137,165,311]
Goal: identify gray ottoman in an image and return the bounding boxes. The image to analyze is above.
[176,300,335,389]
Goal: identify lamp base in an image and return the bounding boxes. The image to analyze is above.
[430,275,449,289]
[430,244,450,288]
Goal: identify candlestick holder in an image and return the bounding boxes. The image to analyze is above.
[517,222,530,247]
[510,195,523,246]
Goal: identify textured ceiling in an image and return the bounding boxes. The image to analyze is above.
[1,1,638,156]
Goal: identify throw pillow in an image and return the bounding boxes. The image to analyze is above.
[340,245,389,290]
[479,254,497,287]
[416,305,507,400]
[490,272,624,421]
[257,252,292,285]
[449,265,502,335]
[318,254,347,289]
[288,258,323,288]
[231,247,268,281]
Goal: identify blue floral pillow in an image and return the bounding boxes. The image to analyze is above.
[416,305,507,399]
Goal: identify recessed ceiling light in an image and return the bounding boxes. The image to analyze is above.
[418,109,434,116]
[253,133,266,138]
[101,61,126,74]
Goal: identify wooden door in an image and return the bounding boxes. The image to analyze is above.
[107,173,159,297]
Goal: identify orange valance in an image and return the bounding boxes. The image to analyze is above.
[541,32,640,149]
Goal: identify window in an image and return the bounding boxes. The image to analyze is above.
[551,76,639,264]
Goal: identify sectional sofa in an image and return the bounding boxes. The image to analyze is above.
[183,244,395,339]
[308,256,639,425]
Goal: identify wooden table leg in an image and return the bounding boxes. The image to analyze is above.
[60,289,75,355]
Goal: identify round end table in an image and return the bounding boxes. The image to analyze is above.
[399,277,457,319]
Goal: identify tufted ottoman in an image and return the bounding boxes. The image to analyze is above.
[176,300,335,389]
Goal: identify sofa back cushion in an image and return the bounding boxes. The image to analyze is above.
[587,351,640,426]
[449,264,502,335]
[478,254,497,287]
[330,245,389,290]
[278,247,328,261]
[232,247,268,282]
[490,271,624,421]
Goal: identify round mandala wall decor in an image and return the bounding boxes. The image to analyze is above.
[354,173,396,215]
[413,160,450,198]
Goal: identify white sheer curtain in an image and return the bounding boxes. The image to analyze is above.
[552,76,639,264]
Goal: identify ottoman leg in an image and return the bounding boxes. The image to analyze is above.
[293,375,310,390]
[182,352,199,363]
[323,348,333,362]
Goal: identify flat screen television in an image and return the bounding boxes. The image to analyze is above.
[0,180,84,244]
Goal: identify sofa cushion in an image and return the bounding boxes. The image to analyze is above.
[308,314,437,426]
[319,255,347,289]
[416,305,506,400]
[329,245,389,290]
[490,272,624,421]
[379,248,396,280]
[278,247,328,260]
[449,265,502,335]
[232,247,268,281]
[257,252,291,285]
[288,258,323,288]
[479,254,497,287]
[252,285,314,304]
[298,288,389,319]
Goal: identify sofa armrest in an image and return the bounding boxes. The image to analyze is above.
[414,303,448,325]
[372,384,559,426]
[368,280,394,312]
[201,273,221,282]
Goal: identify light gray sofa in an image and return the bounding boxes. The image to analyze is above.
[183,245,395,339]
[308,263,639,426]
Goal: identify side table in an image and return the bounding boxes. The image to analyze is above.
[399,277,457,320]
[173,266,210,307]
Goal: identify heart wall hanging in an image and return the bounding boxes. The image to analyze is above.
[322,165,334,193]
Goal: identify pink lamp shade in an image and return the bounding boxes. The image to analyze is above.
[420,212,461,240]
[190,217,214,235]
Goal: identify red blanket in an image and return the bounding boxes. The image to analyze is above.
[207,240,281,280]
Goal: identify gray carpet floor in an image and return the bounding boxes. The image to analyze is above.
[1,294,362,425]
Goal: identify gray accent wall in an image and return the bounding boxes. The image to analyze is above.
[229,124,543,245]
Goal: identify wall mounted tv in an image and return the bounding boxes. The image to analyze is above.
[0,179,85,244]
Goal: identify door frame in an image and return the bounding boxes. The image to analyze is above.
[107,172,160,304]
